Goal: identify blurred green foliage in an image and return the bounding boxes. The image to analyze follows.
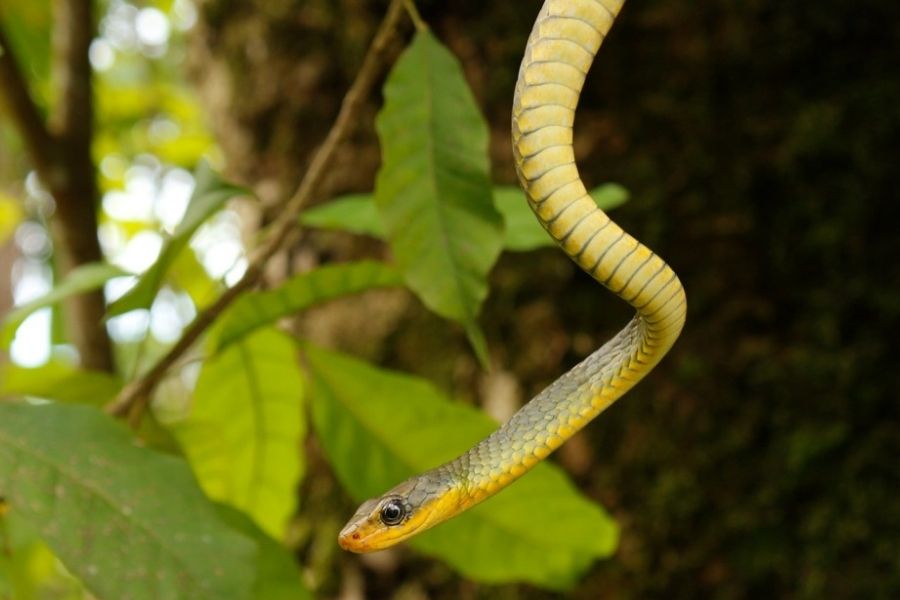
[105,162,246,316]
[0,360,121,406]
[1,263,126,346]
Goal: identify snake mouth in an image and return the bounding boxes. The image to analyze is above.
[337,524,367,552]
[337,522,416,553]
[337,522,393,553]
[337,520,394,553]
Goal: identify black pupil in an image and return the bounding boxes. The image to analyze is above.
[381,501,403,525]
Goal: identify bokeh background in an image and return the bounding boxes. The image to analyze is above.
[1,0,898,598]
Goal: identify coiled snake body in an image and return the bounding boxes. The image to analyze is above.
[339,0,686,552]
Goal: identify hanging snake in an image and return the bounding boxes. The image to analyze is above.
[339,0,686,552]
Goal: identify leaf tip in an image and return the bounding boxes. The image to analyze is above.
[464,322,491,370]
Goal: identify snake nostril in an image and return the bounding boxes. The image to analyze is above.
[352,533,360,540]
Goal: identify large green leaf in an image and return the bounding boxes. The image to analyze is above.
[1,262,126,348]
[210,261,402,352]
[374,30,503,364]
[168,328,305,539]
[0,403,256,600]
[302,182,629,252]
[0,361,121,406]
[496,183,631,251]
[304,344,618,590]
[107,161,247,317]
[299,194,384,237]
[215,505,312,600]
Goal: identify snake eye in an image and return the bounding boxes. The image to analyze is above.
[380,500,405,526]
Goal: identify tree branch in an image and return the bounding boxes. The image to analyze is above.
[106,0,410,420]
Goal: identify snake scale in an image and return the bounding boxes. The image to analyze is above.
[339,0,686,552]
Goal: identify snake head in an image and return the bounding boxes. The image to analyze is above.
[338,473,463,553]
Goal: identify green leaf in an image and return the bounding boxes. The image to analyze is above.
[211,261,402,353]
[0,361,121,406]
[299,194,384,237]
[0,403,257,600]
[303,183,629,254]
[304,344,618,590]
[589,182,630,212]
[169,328,305,538]
[496,184,631,251]
[1,262,126,348]
[493,186,549,252]
[374,30,503,364]
[215,505,312,600]
[107,161,247,317]
[0,511,86,599]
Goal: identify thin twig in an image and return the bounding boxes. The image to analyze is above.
[106,0,410,420]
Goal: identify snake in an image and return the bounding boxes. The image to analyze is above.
[338,0,686,552]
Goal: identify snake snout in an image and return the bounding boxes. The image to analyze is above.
[337,523,366,552]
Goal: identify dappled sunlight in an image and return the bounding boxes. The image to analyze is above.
[4,0,237,370]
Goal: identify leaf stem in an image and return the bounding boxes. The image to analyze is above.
[105,0,410,422]
[403,0,428,32]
